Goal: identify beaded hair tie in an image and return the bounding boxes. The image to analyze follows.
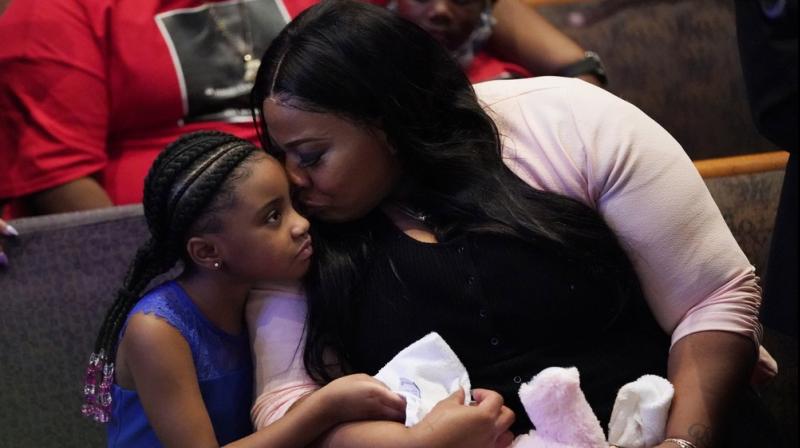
[81,350,115,423]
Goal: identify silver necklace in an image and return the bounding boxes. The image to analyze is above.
[208,2,261,83]
[392,202,429,223]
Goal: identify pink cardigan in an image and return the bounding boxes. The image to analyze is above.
[246,77,769,428]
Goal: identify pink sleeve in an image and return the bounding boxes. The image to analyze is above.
[246,285,319,429]
[482,77,762,349]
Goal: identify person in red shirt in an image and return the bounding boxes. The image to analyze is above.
[0,0,602,266]
[0,0,597,221]
[0,0,319,219]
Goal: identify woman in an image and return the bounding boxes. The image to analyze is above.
[248,1,774,446]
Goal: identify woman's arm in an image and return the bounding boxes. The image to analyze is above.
[487,78,762,351]
[489,0,603,85]
[481,77,765,446]
[247,285,322,428]
[654,331,756,448]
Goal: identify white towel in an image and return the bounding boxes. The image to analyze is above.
[607,374,674,448]
[374,332,471,426]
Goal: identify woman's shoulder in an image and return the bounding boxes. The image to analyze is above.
[473,76,627,114]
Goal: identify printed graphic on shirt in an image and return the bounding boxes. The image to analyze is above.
[399,378,422,399]
[156,0,290,124]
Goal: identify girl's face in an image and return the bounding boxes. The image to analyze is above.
[263,100,402,222]
[210,156,313,282]
[394,0,484,51]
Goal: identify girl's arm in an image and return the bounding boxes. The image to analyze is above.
[311,389,515,448]
[246,288,515,448]
[124,314,403,448]
[122,314,219,447]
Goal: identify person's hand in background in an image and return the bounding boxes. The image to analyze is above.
[0,218,19,267]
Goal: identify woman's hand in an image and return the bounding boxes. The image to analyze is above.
[0,218,18,267]
[410,388,516,448]
[315,373,407,425]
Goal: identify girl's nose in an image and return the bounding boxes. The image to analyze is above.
[290,208,310,238]
[428,0,455,21]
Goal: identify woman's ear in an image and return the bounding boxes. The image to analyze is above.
[185,236,221,271]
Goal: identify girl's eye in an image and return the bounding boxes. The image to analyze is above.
[265,210,282,224]
[297,151,324,168]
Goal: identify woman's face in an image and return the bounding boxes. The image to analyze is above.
[394,0,484,51]
[263,99,402,222]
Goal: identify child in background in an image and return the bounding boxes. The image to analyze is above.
[387,0,606,85]
[81,130,406,447]
[389,0,530,81]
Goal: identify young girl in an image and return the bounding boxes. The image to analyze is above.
[81,130,406,447]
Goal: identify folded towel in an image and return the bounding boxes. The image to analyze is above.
[374,332,471,426]
[514,367,607,448]
[607,374,674,448]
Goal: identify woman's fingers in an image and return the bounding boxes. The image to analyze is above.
[0,219,19,236]
[0,218,17,268]
[0,219,18,237]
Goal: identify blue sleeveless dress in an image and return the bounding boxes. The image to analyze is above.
[107,281,253,447]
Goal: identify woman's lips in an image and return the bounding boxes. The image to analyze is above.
[300,198,328,214]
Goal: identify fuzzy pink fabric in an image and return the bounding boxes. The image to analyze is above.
[513,367,607,448]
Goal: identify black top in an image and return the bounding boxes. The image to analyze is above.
[346,212,669,435]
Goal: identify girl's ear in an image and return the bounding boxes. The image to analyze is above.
[185,236,221,271]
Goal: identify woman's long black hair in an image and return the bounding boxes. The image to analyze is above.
[251,0,641,383]
[82,130,263,422]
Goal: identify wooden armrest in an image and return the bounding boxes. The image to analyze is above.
[694,151,790,179]
[521,0,592,5]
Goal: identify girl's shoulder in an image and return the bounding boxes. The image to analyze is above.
[124,281,196,342]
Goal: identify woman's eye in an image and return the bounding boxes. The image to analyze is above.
[297,151,324,168]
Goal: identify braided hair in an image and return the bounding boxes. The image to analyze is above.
[81,130,264,422]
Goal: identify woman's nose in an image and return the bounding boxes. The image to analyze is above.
[285,158,311,188]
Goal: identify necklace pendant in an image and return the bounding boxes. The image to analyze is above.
[243,56,261,83]
[394,203,429,223]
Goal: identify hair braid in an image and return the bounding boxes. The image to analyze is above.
[82,130,262,423]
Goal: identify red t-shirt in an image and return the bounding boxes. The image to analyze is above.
[0,0,524,218]
[0,0,316,218]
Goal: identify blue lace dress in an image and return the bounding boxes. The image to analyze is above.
[107,281,253,447]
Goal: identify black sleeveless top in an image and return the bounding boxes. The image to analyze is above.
[344,213,669,435]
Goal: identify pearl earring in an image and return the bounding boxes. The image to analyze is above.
[213,260,222,270]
